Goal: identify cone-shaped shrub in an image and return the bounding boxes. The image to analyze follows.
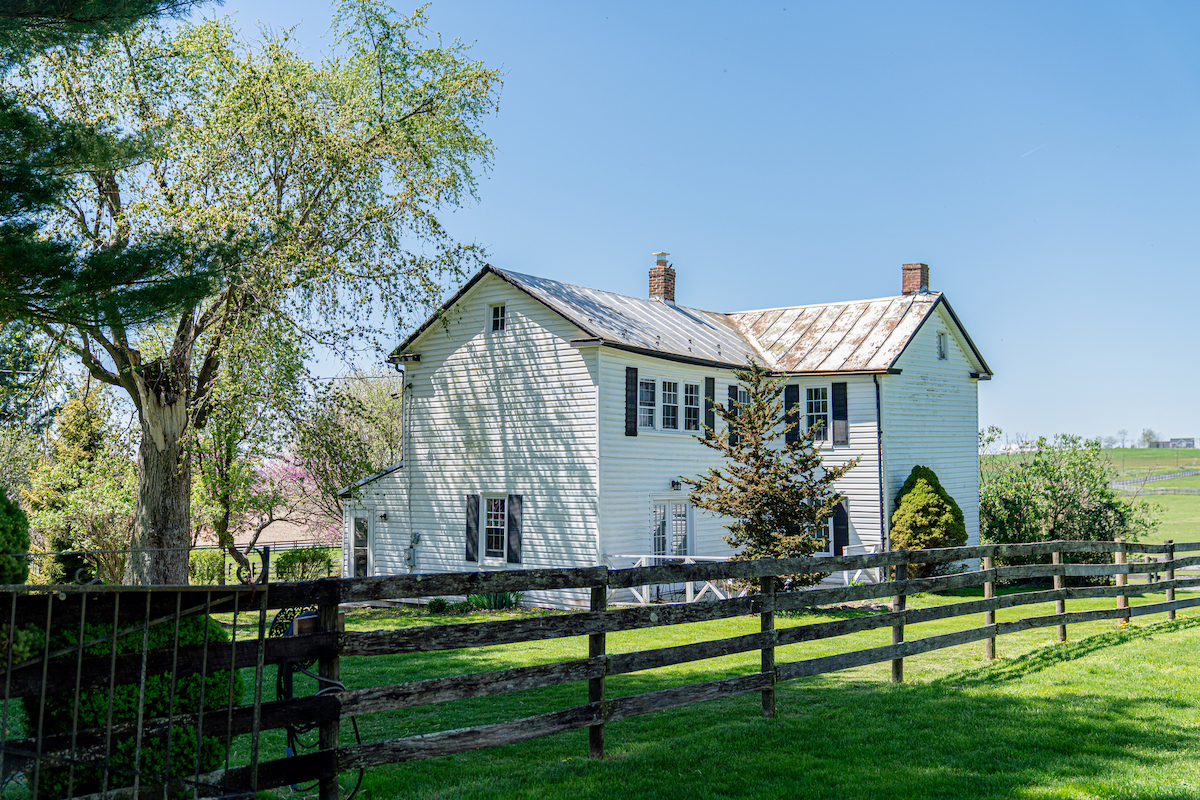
[891,466,967,577]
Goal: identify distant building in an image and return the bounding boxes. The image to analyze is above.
[1150,438,1195,449]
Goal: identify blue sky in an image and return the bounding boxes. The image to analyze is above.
[208,1,1200,443]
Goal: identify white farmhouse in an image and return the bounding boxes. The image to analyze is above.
[340,258,992,607]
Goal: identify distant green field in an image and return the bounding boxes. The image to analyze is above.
[982,448,1200,481]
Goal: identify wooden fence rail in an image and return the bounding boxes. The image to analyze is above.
[4,537,1200,799]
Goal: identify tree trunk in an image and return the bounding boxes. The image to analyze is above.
[123,362,192,585]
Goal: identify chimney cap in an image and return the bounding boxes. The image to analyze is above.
[652,251,670,263]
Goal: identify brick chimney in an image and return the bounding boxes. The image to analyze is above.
[902,262,929,295]
[650,252,675,304]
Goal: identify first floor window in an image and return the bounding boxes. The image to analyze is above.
[661,380,679,430]
[638,378,656,429]
[684,383,700,431]
[652,501,690,557]
[485,496,507,558]
[807,386,829,440]
[814,515,833,556]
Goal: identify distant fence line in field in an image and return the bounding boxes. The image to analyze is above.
[3,538,1199,799]
[1114,486,1200,496]
[1110,470,1200,487]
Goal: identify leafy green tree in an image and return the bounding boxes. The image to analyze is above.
[981,434,1157,577]
[0,487,30,584]
[684,361,858,591]
[191,320,311,571]
[22,378,136,583]
[292,370,405,527]
[890,465,968,577]
[14,3,500,583]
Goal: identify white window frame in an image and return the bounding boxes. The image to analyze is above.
[651,497,693,558]
[937,331,949,360]
[661,379,680,430]
[638,376,657,430]
[349,507,375,577]
[481,494,510,563]
[813,514,834,557]
[488,303,507,334]
[683,382,701,432]
[638,374,709,436]
[806,384,830,442]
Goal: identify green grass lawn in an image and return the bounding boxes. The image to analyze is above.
[229,587,1200,800]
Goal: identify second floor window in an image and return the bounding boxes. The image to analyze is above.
[638,378,656,429]
[684,383,700,431]
[661,381,679,430]
[807,386,829,441]
[491,304,506,332]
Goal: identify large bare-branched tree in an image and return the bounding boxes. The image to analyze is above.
[10,1,500,583]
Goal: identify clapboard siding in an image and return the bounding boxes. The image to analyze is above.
[597,355,884,565]
[344,273,600,608]
[880,303,981,546]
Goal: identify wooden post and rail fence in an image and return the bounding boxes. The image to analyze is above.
[2,537,1200,798]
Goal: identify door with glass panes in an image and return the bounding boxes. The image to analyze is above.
[350,511,374,577]
[651,499,692,561]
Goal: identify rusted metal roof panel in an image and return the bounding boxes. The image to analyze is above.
[726,292,951,373]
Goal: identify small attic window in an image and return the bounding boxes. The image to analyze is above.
[937,331,949,360]
[491,304,506,332]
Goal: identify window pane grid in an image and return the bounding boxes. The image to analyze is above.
[485,497,506,557]
[492,305,505,331]
[807,386,829,441]
[652,503,667,556]
[638,379,656,428]
[671,503,688,555]
[661,380,678,430]
[684,383,700,431]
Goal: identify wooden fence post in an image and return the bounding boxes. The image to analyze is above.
[983,555,996,661]
[1052,545,1066,642]
[892,560,907,684]
[1115,537,1128,616]
[760,575,776,718]
[1165,540,1176,622]
[588,584,606,758]
[318,594,341,800]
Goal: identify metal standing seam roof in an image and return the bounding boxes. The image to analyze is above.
[393,265,992,376]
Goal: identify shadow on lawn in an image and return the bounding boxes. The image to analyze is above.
[368,617,1200,800]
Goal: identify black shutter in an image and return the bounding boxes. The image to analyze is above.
[832,382,848,446]
[833,501,849,557]
[727,384,740,447]
[704,377,716,440]
[465,494,480,562]
[625,367,638,437]
[507,494,523,564]
[784,384,800,444]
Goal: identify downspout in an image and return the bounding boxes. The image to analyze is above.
[405,374,414,572]
[874,374,888,552]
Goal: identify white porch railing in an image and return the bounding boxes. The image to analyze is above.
[605,546,882,605]
[838,544,882,586]
[604,554,744,605]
